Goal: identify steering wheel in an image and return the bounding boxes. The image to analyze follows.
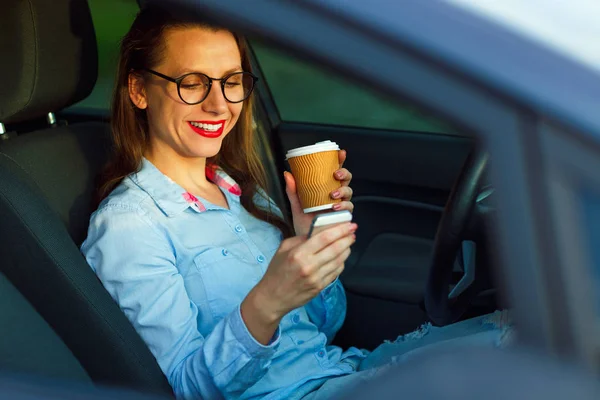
[424,150,489,326]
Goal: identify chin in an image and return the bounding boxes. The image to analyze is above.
[189,140,224,159]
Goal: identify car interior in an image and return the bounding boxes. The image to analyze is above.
[0,0,502,397]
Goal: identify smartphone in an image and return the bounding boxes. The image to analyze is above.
[307,210,353,238]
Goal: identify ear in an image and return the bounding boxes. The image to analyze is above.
[128,72,148,109]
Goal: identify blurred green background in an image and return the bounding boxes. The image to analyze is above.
[252,42,452,133]
[74,0,452,134]
[72,0,139,112]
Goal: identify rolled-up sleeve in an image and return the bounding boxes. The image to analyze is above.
[81,205,280,399]
[305,278,346,344]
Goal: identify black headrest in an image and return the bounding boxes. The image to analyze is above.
[0,0,98,124]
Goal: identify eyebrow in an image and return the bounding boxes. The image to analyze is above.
[177,66,243,77]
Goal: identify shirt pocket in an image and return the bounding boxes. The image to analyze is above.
[194,248,262,321]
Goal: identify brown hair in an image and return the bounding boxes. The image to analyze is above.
[96,6,292,238]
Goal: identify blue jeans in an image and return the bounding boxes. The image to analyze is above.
[302,311,514,400]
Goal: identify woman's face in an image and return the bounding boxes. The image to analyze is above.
[131,27,244,160]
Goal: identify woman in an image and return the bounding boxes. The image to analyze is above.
[81,6,511,400]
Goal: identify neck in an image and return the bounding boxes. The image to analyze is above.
[144,140,212,192]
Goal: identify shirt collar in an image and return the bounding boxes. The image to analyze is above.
[129,158,242,217]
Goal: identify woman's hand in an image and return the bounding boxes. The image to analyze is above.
[284,149,354,237]
[241,222,357,344]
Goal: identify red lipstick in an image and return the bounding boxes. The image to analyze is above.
[188,120,226,138]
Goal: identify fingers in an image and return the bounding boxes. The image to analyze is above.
[332,200,354,212]
[315,248,350,287]
[331,186,353,201]
[333,168,352,186]
[311,231,356,268]
[284,171,304,217]
[321,259,347,286]
[297,245,350,294]
[284,171,297,196]
[276,223,354,302]
[331,185,353,212]
[338,149,347,168]
[304,222,357,254]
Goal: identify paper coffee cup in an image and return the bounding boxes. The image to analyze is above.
[286,140,341,213]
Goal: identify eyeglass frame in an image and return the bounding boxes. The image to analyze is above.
[142,68,259,105]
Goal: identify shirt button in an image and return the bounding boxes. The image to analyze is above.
[297,340,305,345]
[222,249,229,256]
[257,255,265,263]
[317,350,325,358]
[292,314,300,324]
[235,225,243,233]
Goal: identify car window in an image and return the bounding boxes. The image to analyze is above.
[251,41,455,134]
[68,0,139,114]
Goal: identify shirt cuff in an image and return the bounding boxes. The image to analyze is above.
[229,304,281,358]
[322,277,340,297]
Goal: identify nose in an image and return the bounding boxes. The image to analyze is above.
[201,82,228,116]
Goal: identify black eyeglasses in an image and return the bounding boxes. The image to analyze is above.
[143,69,258,105]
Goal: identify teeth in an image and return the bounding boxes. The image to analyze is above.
[190,121,222,131]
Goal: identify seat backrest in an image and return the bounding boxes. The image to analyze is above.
[0,139,173,394]
[0,124,111,244]
[0,0,173,396]
[0,269,91,383]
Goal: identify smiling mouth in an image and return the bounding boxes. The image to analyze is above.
[188,120,226,138]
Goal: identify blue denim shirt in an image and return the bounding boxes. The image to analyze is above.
[81,159,366,400]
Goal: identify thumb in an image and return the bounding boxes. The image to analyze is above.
[284,171,304,216]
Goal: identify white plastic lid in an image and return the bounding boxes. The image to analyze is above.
[285,140,340,159]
